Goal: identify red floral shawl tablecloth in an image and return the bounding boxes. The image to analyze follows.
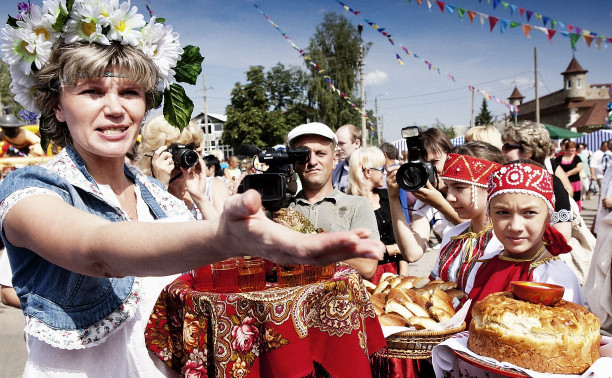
[145,264,386,377]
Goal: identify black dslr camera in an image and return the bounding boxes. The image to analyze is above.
[238,144,310,212]
[396,126,436,192]
[167,143,199,169]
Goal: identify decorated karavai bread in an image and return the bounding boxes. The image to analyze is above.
[468,291,601,374]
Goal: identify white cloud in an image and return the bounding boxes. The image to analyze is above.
[365,70,388,86]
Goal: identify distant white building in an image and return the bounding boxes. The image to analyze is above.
[191,112,233,158]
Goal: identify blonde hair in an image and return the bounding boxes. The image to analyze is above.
[137,115,204,176]
[34,40,159,147]
[465,126,503,150]
[346,147,385,196]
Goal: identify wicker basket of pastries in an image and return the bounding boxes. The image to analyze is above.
[364,273,467,359]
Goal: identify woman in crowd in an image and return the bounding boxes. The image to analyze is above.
[0,3,383,376]
[555,141,584,211]
[347,147,408,283]
[386,128,459,263]
[138,115,230,218]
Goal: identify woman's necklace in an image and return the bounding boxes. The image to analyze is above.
[498,244,547,263]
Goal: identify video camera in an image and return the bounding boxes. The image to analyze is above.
[167,143,199,169]
[238,144,310,211]
[396,126,436,192]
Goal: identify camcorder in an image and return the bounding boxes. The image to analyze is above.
[396,126,437,192]
[167,143,199,169]
[238,144,310,212]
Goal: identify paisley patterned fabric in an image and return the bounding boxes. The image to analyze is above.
[145,264,385,378]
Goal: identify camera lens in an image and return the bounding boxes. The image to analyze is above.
[396,163,428,192]
[174,149,199,168]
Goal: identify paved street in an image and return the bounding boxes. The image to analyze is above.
[0,195,601,376]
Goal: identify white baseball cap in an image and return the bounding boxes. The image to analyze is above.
[287,122,338,148]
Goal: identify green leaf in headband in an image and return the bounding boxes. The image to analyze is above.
[52,4,70,32]
[163,84,193,132]
[174,45,204,85]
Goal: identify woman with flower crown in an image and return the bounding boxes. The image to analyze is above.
[0,1,384,376]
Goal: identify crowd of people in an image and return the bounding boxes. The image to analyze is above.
[0,0,610,376]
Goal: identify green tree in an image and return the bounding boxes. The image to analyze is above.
[430,119,455,140]
[306,13,370,129]
[0,61,24,116]
[475,98,493,126]
[222,64,309,152]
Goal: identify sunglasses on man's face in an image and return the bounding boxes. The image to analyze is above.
[502,142,522,152]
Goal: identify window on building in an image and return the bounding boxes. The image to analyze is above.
[566,80,572,89]
[576,78,582,88]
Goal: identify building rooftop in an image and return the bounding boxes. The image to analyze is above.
[562,57,588,75]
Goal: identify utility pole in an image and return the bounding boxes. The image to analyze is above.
[202,73,210,152]
[471,89,475,127]
[358,24,367,147]
[534,47,540,125]
[375,97,380,143]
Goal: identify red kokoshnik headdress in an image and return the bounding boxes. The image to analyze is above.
[440,153,502,209]
[487,162,555,222]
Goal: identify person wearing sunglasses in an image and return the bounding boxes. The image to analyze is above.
[347,147,408,283]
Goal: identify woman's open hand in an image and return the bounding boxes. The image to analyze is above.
[215,190,385,266]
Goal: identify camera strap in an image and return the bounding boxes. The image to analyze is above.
[169,171,183,184]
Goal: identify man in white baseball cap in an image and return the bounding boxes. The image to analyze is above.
[287,122,382,279]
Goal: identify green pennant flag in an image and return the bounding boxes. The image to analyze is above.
[550,19,557,29]
[570,33,580,49]
[457,7,466,20]
[510,21,521,28]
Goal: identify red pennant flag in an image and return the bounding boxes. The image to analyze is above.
[546,29,557,42]
[608,38,612,45]
[522,24,533,38]
[568,24,574,33]
[467,10,477,24]
[489,16,499,32]
[436,1,445,13]
[519,7,525,16]
[584,34,594,48]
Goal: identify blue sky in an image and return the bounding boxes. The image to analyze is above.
[1,0,611,142]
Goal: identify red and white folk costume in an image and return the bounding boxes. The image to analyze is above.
[431,154,502,292]
[465,162,584,323]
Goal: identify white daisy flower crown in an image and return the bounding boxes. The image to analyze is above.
[1,0,203,132]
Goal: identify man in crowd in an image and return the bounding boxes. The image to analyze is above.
[287,122,382,279]
[331,124,361,192]
[590,140,608,193]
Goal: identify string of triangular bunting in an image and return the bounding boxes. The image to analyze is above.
[253,3,376,134]
[411,0,610,50]
[335,0,519,115]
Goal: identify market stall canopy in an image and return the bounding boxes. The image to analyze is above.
[542,123,584,139]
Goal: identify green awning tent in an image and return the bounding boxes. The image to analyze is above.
[542,123,585,139]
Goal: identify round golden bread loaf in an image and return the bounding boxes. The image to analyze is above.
[468,292,601,374]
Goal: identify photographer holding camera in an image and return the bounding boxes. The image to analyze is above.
[286,122,384,279]
[138,115,230,219]
[386,127,463,263]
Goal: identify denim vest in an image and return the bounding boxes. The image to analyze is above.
[0,145,191,348]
